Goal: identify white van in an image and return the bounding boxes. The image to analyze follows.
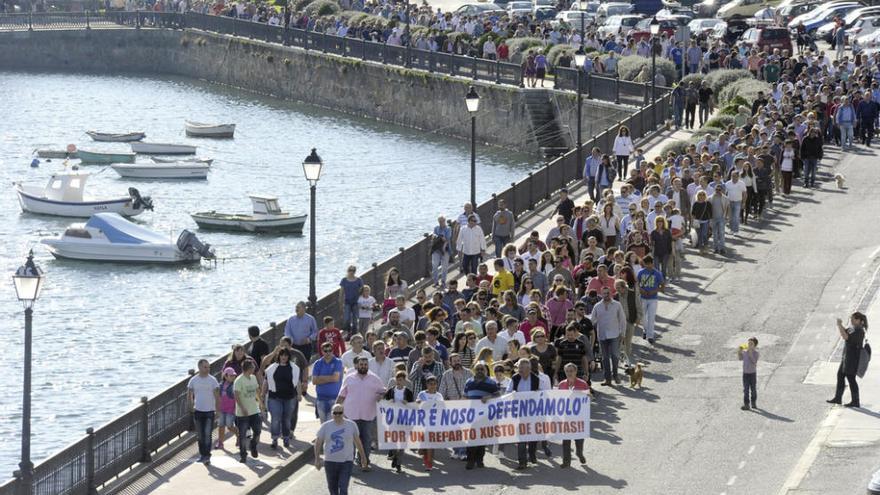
[716,0,784,20]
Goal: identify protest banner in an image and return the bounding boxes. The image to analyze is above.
[377,390,590,449]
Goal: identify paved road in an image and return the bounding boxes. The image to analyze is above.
[269,144,880,495]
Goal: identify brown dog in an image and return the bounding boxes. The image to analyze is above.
[625,362,645,388]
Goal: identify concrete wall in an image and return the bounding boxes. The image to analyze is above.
[0,28,636,155]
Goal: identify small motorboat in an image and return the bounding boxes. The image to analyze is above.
[86,131,146,142]
[42,212,214,263]
[111,162,210,180]
[191,195,307,233]
[152,156,214,165]
[15,172,153,217]
[185,121,236,138]
[130,142,197,155]
[36,149,78,159]
[77,149,137,164]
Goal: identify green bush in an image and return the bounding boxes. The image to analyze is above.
[702,114,735,130]
[659,139,689,157]
[292,0,314,12]
[337,10,362,22]
[547,44,575,68]
[305,0,340,17]
[719,103,740,116]
[705,69,753,95]
[506,38,544,63]
[680,72,705,89]
[719,78,772,105]
[616,55,676,85]
[728,95,749,108]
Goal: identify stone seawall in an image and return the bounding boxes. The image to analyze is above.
[0,28,635,155]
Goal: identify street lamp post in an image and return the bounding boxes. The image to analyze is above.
[574,48,587,179]
[12,250,44,495]
[302,149,323,316]
[465,86,480,206]
[403,0,411,67]
[649,17,661,128]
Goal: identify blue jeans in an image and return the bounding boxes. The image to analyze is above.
[696,220,709,248]
[711,218,726,251]
[743,373,757,406]
[354,419,374,463]
[840,123,854,147]
[193,410,214,458]
[802,158,818,187]
[325,460,354,495]
[729,201,742,233]
[431,251,448,285]
[268,397,295,440]
[342,303,359,335]
[600,338,620,381]
[492,235,510,258]
[315,398,335,423]
[673,103,684,128]
[687,63,699,74]
[586,177,597,200]
[462,254,481,275]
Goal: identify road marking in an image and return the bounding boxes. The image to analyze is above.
[845,285,851,292]
[815,334,821,340]
[776,409,843,495]
[757,431,764,440]
[747,445,756,455]
[862,262,868,268]
[727,475,737,486]
[835,303,841,309]
[869,246,880,259]
[738,461,746,470]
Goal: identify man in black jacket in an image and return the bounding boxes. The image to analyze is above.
[799,127,824,188]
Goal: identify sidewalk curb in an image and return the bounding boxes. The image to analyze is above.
[247,444,315,495]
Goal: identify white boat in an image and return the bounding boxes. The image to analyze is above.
[191,195,307,233]
[185,121,236,138]
[130,142,197,155]
[111,162,210,179]
[15,172,153,218]
[86,131,146,142]
[41,212,214,263]
[152,156,214,165]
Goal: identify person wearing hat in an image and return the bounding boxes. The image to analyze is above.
[217,366,238,450]
[416,375,443,471]
[187,359,220,464]
[315,403,367,495]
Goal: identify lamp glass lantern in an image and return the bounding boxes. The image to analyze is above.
[465,86,480,113]
[649,17,661,36]
[574,48,587,68]
[12,250,43,309]
[302,148,323,185]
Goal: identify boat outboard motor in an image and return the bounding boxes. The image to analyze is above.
[128,187,154,211]
[177,230,215,260]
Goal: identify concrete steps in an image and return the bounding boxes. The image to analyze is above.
[522,89,570,157]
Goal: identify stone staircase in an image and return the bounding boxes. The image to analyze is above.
[522,89,571,158]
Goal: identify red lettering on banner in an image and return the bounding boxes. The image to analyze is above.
[409,431,425,442]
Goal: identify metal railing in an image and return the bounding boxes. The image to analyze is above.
[0,13,672,494]
[1,10,656,106]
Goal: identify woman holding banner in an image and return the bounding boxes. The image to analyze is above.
[557,363,589,467]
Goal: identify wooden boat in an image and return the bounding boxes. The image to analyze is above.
[86,131,146,142]
[15,172,152,218]
[185,121,236,138]
[111,162,210,179]
[152,157,214,165]
[36,149,78,159]
[130,142,197,155]
[77,149,137,164]
[191,195,307,233]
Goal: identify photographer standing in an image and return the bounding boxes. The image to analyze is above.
[737,338,759,411]
[827,312,867,408]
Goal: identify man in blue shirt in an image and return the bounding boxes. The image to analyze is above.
[463,361,500,470]
[312,343,344,422]
[339,266,364,337]
[583,147,602,201]
[285,302,319,360]
[670,42,683,76]
[637,255,664,346]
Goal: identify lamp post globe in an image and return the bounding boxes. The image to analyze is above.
[302,148,323,315]
[465,86,479,206]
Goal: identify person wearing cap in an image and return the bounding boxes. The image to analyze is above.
[709,184,730,255]
[187,359,220,464]
[315,403,367,495]
[416,374,443,471]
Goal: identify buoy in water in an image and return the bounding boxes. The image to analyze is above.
[66,143,77,153]
[30,158,40,168]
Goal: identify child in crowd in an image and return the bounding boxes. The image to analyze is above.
[416,376,443,471]
[216,367,239,449]
[357,285,377,336]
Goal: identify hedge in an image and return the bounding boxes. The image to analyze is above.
[705,69,753,95]
[506,38,545,63]
[719,78,772,105]
[292,0,314,11]
[616,55,676,85]
[547,44,575,68]
[680,72,705,89]
[659,139,689,157]
[702,114,735,130]
[305,0,340,17]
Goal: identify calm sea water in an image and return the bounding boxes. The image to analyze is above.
[0,71,537,477]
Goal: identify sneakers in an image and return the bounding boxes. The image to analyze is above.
[270,439,278,450]
[239,454,247,463]
[741,404,750,411]
[283,438,290,448]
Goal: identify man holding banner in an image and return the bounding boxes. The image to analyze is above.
[557,363,589,468]
[506,358,551,470]
[463,361,501,470]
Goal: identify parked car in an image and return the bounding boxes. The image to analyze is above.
[534,6,558,20]
[816,6,880,41]
[801,4,863,33]
[532,0,555,10]
[774,0,823,26]
[688,17,724,34]
[631,0,664,15]
[598,14,644,36]
[553,9,596,28]
[507,1,535,16]
[740,25,794,51]
[597,2,634,19]
[716,0,785,20]
[455,3,506,16]
[850,16,880,43]
[789,2,859,31]
[693,0,722,17]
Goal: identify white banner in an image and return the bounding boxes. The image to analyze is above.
[377,390,590,449]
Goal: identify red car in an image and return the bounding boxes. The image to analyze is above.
[630,16,689,42]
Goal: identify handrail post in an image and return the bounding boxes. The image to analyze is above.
[527,172,534,210]
[381,41,386,64]
[28,12,33,31]
[85,428,97,495]
[139,396,151,462]
[361,38,366,61]
[472,56,477,81]
[322,31,327,53]
[85,10,90,30]
[510,182,517,215]
[136,10,141,30]
[644,82,650,106]
[495,58,501,84]
[428,50,433,73]
[586,71,592,99]
[615,74,620,105]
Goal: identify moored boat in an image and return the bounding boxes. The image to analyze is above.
[152,156,214,165]
[191,195,307,233]
[86,131,146,142]
[130,142,197,155]
[77,149,137,164]
[185,121,236,138]
[41,212,214,263]
[36,149,78,159]
[15,172,153,217]
[111,162,210,180]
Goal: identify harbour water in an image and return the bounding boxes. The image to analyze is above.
[0,71,538,477]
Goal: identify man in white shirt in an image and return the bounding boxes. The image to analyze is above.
[342,335,373,372]
[393,295,416,330]
[368,341,394,385]
[590,287,626,386]
[482,37,497,60]
[476,321,508,361]
[457,215,486,275]
[724,170,748,236]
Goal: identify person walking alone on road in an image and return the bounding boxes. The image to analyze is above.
[827,312,867,408]
[737,337,759,410]
[613,126,634,181]
[315,403,368,495]
[187,359,220,464]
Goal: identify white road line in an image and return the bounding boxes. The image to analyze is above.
[845,286,851,292]
[727,475,737,486]
[757,431,764,440]
[835,303,842,309]
[862,262,868,268]
[747,445,756,455]
[869,246,880,259]
[775,409,843,495]
[815,334,821,340]
[738,461,746,470]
